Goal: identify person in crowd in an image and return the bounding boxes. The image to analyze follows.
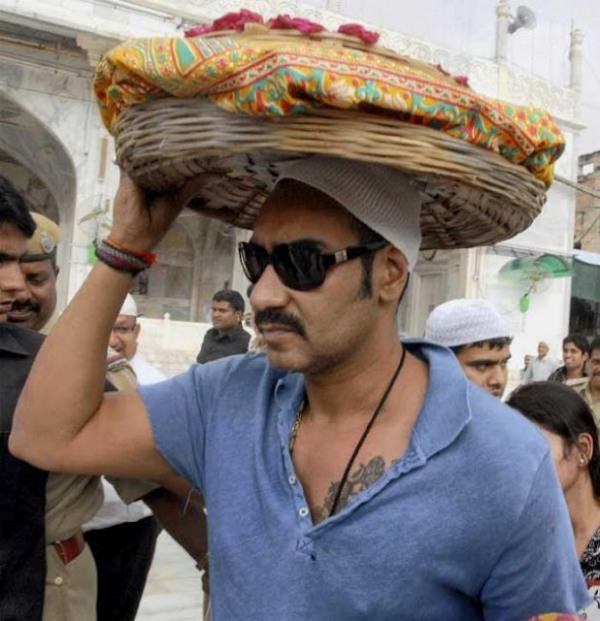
[84,293,167,621]
[549,334,590,387]
[507,381,600,619]
[109,293,165,384]
[424,297,512,398]
[0,175,46,621]
[522,341,560,383]
[6,210,153,621]
[5,202,207,620]
[7,211,60,332]
[11,161,590,619]
[520,354,534,380]
[196,289,250,363]
[578,337,600,427]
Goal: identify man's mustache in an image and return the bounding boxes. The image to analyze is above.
[254,309,306,338]
[9,300,39,312]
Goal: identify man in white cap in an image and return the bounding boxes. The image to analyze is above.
[12,160,589,619]
[109,293,165,385]
[425,298,513,398]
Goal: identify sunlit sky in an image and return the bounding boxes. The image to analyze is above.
[304,0,600,156]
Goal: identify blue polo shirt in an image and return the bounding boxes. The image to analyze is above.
[141,340,589,620]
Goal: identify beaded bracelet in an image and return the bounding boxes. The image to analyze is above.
[95,238,155,276]
[105,236,156,266]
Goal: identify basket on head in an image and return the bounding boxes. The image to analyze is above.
[95,15,564,250]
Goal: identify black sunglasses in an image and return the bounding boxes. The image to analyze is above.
[238,239,388,291]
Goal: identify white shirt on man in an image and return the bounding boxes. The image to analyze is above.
[130,352,166,385]
[522,356,560,383]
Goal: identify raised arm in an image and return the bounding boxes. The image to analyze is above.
[10,174,186,480]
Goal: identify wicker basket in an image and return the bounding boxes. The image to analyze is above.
[115,98,546,250]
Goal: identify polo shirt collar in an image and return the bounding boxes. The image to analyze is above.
[273,339,472,462]
[405,339,472,460]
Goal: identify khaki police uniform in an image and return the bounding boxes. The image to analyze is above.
[107,349,137,390]
[578,380,600,429]
[42,349,148,621]
[22,215,156,621]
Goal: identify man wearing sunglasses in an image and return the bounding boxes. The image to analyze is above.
[12,157,589,619]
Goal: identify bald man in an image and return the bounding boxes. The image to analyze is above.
[522,341,560,383]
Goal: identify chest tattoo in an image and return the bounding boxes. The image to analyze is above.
[312,455,387,523]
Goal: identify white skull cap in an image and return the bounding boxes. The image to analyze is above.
[425,298,511,348]
[119,293,138,317]
[275,156,422,269]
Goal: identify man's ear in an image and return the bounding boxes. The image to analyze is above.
[134,323,141,338]
[376,246,409,304]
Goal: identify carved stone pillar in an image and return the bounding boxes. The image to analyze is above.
[569,28,584,118]
[495,0,511,62]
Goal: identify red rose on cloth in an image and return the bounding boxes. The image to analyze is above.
[213,9,263,31]
[454,75,470,87]
[267,14,325,34]
[185,9,264,36]
[338,23,380,44]
[184,23,213,37]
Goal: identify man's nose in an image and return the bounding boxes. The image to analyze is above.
[250,265,290,311]
[109,332,120,349]
[13,284,32,304]
[3,263,27,295]
[488,365,504,387]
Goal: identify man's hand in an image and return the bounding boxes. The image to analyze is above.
[108,172,185,254]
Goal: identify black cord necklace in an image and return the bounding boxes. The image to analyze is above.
[290,347,407,518]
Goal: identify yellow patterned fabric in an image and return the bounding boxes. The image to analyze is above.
[94,32,564,186]
[527,612,587,621]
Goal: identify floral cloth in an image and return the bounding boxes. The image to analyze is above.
[528,612,585,621]
[94,15,564,186]
[581,526,600,619]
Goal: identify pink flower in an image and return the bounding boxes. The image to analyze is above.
[184,23,213,37]
[184,10,263,37]
[338,23,380,45]
[454,75,470,87]
[267,14,325,34]
[213,9,263,31]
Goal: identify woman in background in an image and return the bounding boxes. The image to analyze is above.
[508,381,600,619]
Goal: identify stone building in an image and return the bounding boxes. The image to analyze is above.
[575,150,600,253]
[568,151,600,337]
[0,0,586,375]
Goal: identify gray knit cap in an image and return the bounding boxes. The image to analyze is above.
[425,298,511,348]
[275,156,422,269]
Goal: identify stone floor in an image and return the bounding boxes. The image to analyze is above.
[137,531,205,620]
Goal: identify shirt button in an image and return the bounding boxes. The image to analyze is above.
[299,507,309,517]
[54,576,64,586]
[288,475,297,485]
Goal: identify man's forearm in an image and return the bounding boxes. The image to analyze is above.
[11,263,132,457]
[144,487,208,565]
